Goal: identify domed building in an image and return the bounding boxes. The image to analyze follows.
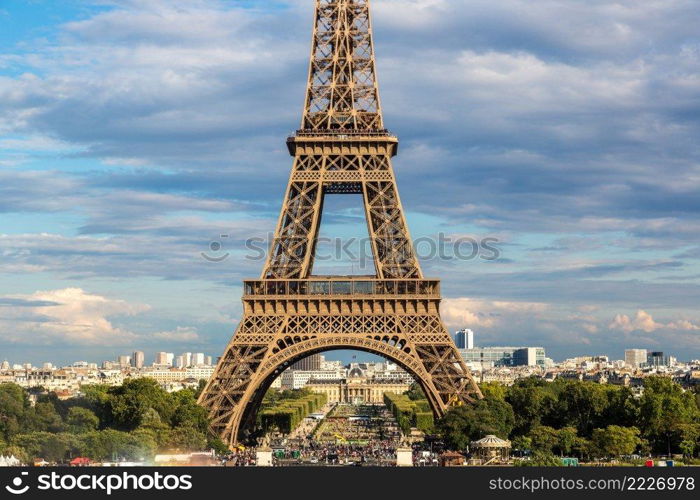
[348,366,365,378]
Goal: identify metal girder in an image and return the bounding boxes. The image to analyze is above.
[263,149,421,279]
[199,309,482,447]
[303,0,382,131]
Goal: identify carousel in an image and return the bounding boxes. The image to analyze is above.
[470,435,511,464]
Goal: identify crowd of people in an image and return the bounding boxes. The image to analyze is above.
[312,404,402,443]
[221,403,437,466]
[278,440,400,465]
[412,447,441,466]
[222,449,257,467]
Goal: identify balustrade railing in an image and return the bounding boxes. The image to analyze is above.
[243,278,440,297]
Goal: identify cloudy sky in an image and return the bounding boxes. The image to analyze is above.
[1,0,699,365]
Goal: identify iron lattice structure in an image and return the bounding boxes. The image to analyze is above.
[198,0,482,447]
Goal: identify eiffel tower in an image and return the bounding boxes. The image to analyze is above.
[198,0,482,447]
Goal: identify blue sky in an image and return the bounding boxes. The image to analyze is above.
[1,0,699,366]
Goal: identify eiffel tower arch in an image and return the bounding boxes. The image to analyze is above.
[198,0,482,447]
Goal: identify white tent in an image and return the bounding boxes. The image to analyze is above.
[0,455,21,466]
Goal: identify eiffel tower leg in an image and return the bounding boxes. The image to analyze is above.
[196,316,285,447]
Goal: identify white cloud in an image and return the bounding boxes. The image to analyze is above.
[582,324,599,334]
[0,289,208,348]
[152,326,200,342]
[0,215,267,280]
[0,288,148,345]
[0,135,77,152]
[441,297,548,329]
[609,309,700,333]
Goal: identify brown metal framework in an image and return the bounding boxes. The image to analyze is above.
[198,0,482,447]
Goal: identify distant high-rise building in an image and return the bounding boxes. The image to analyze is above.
[182,352,192,367]
[291,353,322,371]
[1,360,9,370]
[320,357,341,371]
[154,352,171,366]
[42,362,54,370]
[192,353,205,366]
[513,348,539,367]
[624,349,647,368]
[460,346,546,368]
[647,351,670,368]
[281,368,344,390]
[175,355,185,368]
[118,355,131,367]
[132,351,145,369]
[205,356,213,366]
[454,329,474,349]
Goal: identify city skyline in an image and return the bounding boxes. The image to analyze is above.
[1,340,695,368]
[1,0,699,364]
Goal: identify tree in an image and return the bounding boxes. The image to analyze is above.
[554,381,610,435]
[572,436,593,461]
[435,406,472,451]
[0,383,28,440]
[107,379,176,430]
[79,429,129,461]
[195,379,208,400]
[479,382,507,401]
[529,426,559,454]
[601,386,638,429]
[555,427,578,456]
[506,377,552,436]
[435,397,514,450]
[674,423,700,459]
[207,435,230,455]
[67,407,99,434]
[0,382,230,462]
[134,408,172,449]
[163,426,207,452]
[637,377,700,455]
[171,389,208,432]
[27,402,64,433]
[404,383,426,401]
[129,429,158,459]
[80,385,112,425]
[478,397,515,439]
[679,440,695,461]
[11,432,79,463]
[591,425,642,459]
[511,435,532,455]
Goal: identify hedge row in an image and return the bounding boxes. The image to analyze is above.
[259,393,327,434]
[383,392,434,434]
